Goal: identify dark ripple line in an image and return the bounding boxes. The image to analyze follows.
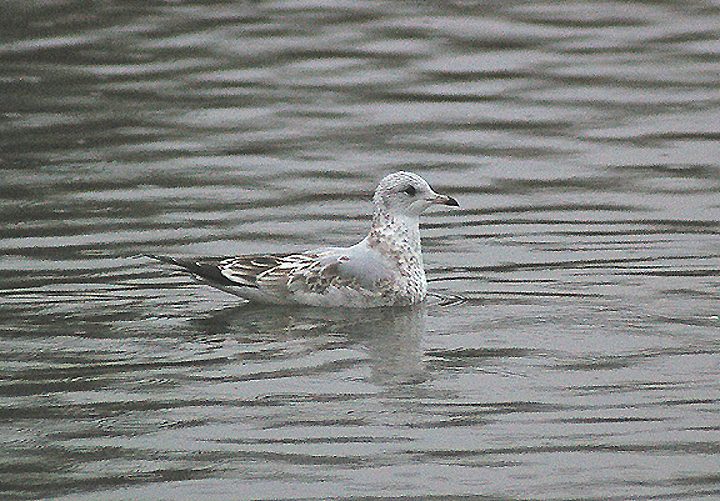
[413,441,720,458]
[0,395,282,421]
[429,253,720,281]
[1,466,215,501]
[213,435,413,445]
[0,355,229,384]
[431,217,720,228]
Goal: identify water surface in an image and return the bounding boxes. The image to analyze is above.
[1,1,720,500]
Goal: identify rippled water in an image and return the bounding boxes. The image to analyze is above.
[2,1,720,500]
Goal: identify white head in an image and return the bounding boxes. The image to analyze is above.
[373,171,459,220]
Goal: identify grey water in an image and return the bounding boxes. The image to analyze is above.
[1,1,720,500]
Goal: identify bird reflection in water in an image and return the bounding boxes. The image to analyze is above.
[188,304,427,387]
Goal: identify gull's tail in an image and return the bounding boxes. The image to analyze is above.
[144,254,239,287]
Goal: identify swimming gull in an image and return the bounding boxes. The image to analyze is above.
[149,171,458,307]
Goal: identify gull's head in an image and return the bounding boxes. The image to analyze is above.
[373,171,459,219]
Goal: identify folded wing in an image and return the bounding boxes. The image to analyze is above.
[149,244,399,307]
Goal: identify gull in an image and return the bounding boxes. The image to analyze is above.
[149,171,458,307]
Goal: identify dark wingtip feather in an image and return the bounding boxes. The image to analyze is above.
[146,255,240,287]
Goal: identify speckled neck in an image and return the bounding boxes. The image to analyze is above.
[366,208,425,303]
[371,201,421,250]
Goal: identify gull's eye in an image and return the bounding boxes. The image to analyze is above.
[402,185,417,197]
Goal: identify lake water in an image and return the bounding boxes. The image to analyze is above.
[1,1,720,500]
